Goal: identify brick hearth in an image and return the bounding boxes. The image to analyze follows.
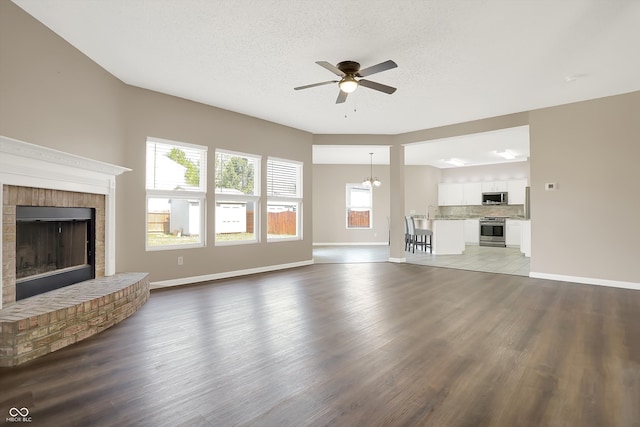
[0,272,149,367]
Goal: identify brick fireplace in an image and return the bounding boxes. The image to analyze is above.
[3,186,106,305]
[0,135,130,309]
[0,137,151,366]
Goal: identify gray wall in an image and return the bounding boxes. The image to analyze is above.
[0,2,313,284]
[0,1,125,165]
[3,1,639,286]
[529,92,640,283]
[119,88,313,282]
[314,97,639,284]
[312,164,390,244]
[404,165,440,217]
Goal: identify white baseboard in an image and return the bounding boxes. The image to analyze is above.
[313,242,389,246]
[150,260,314,290]
[388,257,406,263]
[529,271,640,291]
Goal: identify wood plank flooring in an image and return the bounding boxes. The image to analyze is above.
[1,263,639,426]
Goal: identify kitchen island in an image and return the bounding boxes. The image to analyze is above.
[431,219,466,255]
[412,217,466,255]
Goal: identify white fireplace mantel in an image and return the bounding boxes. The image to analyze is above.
[0,135,131,307]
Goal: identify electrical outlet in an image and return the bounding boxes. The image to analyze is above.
[545,182,557,191]
[177,256,183,266]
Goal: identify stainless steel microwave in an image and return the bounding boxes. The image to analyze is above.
[482,192,508,205]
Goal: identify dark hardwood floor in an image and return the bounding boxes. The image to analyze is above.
[1,263,639,426]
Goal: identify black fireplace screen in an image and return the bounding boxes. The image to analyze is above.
[15,206,95,300]
[16,220,89,280]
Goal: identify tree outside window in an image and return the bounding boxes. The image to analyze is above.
[146,138,207,250]
[215,150,260,243]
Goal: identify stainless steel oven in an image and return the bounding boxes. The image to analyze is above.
[479,217,506,247]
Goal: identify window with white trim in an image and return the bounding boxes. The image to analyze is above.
[214,149,260,244]
[267,158,302,241]
[146,137,207,250]
[346,184,372,229]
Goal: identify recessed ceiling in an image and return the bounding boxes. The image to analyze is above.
[313,125,529,166]
[405,125,530,168]
[12,0,640,135]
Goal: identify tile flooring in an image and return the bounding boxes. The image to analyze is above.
[313,244,530,276]
[405,244,530,276]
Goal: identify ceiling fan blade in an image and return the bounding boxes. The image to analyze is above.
[316,61,345,76]
[294,80,338,90]
[336,90,348,104]
[358,60,397,77]
[358,79,397,94]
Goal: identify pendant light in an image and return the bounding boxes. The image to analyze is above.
[362,152,381,188]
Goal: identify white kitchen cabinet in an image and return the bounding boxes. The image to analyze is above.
[481,180,508,192]
[438,183,463,206]
[438,182,482,206]
[507,179,528,205]
[463,182,482,205]
[506,219,522,247]
[464,219,479,244]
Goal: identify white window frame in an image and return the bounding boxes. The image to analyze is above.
[214,149,261,245]
[267,157,303,242]
[346,183,372,229]
[145,137,207,251]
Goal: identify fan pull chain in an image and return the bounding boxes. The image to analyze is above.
[344,108,357,119]
[344,99,358,119]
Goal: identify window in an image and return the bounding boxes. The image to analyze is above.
[146,138,207,250]
[215,150,260,244]
[346,184,372,229]
[267,158,302,241]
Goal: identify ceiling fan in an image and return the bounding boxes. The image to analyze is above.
[294,60,398,104]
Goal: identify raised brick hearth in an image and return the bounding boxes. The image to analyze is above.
[0,272,150,367]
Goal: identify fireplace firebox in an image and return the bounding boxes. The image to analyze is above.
[16,206,96,300]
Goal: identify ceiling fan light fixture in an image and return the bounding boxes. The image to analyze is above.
[339,76,359,93]
[295,59,397,104]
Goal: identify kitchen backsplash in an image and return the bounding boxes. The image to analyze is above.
[427,204,525,219]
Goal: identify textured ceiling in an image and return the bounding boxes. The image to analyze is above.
[12,0,640,138]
